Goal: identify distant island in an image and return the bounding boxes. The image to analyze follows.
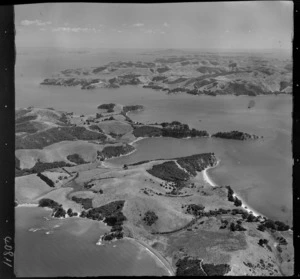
[40,54,292,96]
[212,131,261,140]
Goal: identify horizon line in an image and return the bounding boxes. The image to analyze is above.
[16,46,292,51]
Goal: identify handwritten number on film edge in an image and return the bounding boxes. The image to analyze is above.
[3,236,13,268]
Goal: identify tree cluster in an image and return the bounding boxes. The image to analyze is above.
[186,204,205,216]
[67,208,78,217]
[52,206,66,218]
[147,161,190,182]
[98,144,135,159]
[97,103,116,110]
[257,219,290,232]
[38,198,60,208]
[258,239,268,247]
[212,131,259,140]
[226,186,242,207]
[37,172,55,187]
[143,210,158,226]
[80,201,126,226]
[176,153,216,176]
[38,198,66,218]
[71,196,93,210]
[229,222,247,232]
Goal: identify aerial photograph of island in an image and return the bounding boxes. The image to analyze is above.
[14,2,293,276]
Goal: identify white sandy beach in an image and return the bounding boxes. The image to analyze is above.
[202,160,220,187]
[202,160,264,218]
[203,168,217,186]
[17,203,39,207]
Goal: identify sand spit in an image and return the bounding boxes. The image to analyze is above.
[202,160,220,187]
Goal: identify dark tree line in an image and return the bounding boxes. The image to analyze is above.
[37,172,55,187]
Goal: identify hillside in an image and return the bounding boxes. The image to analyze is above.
[40,53,292,96]
[15,105,292,276]
[15,105,261,172]
[16,150,293,276]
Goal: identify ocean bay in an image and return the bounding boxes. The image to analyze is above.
[16,52,293,223]
[15,47,293,276]
[15,206,170,277]
[108,132,292,224]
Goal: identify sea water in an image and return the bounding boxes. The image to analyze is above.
[113,95,293,225]
[16,48,293,223]
[15,48,293,276]
[15,207,169,277]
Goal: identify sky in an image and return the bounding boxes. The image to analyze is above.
[15,2,293,50]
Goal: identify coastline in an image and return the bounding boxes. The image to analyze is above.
[16,203,39,207]
[232,193,263,218]
[125,237,175,276]
[102,148,137,166]
[119,148,136,158]
[202,160,265,218]
[202,160,220,187]
[129,136,146,145]
[128,134,210,146]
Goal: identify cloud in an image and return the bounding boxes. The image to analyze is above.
[112,29,122,33]
[145,29,155,34]
[163,22,170,27]
[133,23,144,27]
[52,27,98,33]
[21,20,52,26]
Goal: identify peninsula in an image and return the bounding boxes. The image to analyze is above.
[15,104,293,276]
